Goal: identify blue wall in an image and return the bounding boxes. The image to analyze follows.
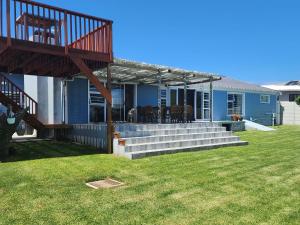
[5,74,24,90]
[67,78,89,124]
[212,90,277,125]
[137,85,158,107]
[245,93,277,125]
[213,90,228,121]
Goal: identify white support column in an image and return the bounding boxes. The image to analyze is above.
[157,73,162,123]
[183,75,187,123]
[134,84,138,122]
[209,76,213,122]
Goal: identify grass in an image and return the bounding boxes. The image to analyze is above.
[0,126,300,225]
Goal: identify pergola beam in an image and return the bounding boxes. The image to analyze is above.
[113,58,218,80]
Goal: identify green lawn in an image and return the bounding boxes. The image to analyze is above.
[0,126,300,225]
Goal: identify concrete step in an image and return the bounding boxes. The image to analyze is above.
[115,122,221,132]
[125,141,249,159]
[123,131,233,145]
[119,127,227,138]
[125,136,242,152]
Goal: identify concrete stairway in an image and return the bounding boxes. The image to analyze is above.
[113,122,248,159]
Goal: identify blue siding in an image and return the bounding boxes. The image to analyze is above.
[67,78,88,124]
[5,74,24,90]
[213,90,228,121]
[213,90,277,125]
[245,93,277,125]
[137,85,158,107]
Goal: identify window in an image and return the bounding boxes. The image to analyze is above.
[289,94,300,102]
[160,89,167,107]
[227,93,243,115]
[90,84,105,104]
[260,95,270,104]
[89,84,105,123]
[170,89,177,106]
[203,92,210,119]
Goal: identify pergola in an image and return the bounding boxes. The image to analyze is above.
[96,58,222,123]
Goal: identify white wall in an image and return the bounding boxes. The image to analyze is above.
[280,92,300,125]
[281,101,300,125]
[24,75,38,101]
[37,77,63,124]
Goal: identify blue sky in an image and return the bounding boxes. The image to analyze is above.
[38,0,300,84]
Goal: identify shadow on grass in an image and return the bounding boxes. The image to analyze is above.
[2,141,104,163]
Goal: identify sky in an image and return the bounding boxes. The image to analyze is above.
[37,0,300,84]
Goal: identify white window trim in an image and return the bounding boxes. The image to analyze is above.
[227,92,245,116]
[260,94,270,104]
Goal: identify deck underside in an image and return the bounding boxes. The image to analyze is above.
[0,37,110,77]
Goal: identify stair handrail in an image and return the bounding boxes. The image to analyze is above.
[0,73,38,116]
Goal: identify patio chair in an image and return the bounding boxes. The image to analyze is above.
[170,105,181,123]
[186,105,193,123]
[144,106,154,123]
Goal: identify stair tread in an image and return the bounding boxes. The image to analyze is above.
[126,141,248,156]
[125,136,240,147]
[119,127,224,135]
[122,131,231,140]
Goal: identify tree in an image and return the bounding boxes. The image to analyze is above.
[295,96,300,106]
[0,107,28,160]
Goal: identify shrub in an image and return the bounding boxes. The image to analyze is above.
[295,96,300,106]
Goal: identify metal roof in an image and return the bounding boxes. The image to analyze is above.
[193,76,279,94]
[263,84,300,92]
[94,58,221,86]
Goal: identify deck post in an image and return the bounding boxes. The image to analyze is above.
[157,72,162,123]
[64,11,68,54]
[106,63,113,154]
[183,75,187,123]
[209,76,213,122]
[6,0,11,46]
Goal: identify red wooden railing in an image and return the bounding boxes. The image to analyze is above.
[0,0,112,57]
[0,73,37,115]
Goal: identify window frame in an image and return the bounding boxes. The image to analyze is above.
[260,94,271,104]
[227,92,244,116]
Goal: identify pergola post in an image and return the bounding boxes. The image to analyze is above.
[209,76,213,123]
[106,64,113,154]
[157,73,162,123]
[183,75,187,123]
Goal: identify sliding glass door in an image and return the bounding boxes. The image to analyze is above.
[89,83,135,123]
[112,84,135,122]
[195,91,210,120]
[89,84,105,123]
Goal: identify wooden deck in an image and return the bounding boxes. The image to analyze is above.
[0,36,109,77]
[0,0,114,153]
[0,0,113,77]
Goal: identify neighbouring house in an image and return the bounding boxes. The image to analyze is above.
[263,81,300,125]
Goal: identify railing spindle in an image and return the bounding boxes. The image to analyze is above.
[0,0,3,36]
[25,2,28,40]
[37,5,40,43]
[13,0,16,39]
[6,0,11,45]
[31,4,34,41]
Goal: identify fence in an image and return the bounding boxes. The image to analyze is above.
[69,124,107,150]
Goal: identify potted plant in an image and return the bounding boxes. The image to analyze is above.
[231,114,240,121]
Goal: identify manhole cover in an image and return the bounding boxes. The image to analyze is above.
[86,178,124,189]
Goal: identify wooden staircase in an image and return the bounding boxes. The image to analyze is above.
[0,73,44,130]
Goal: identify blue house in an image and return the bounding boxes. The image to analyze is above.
[65,59,279,126]
[0,59,279,128]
